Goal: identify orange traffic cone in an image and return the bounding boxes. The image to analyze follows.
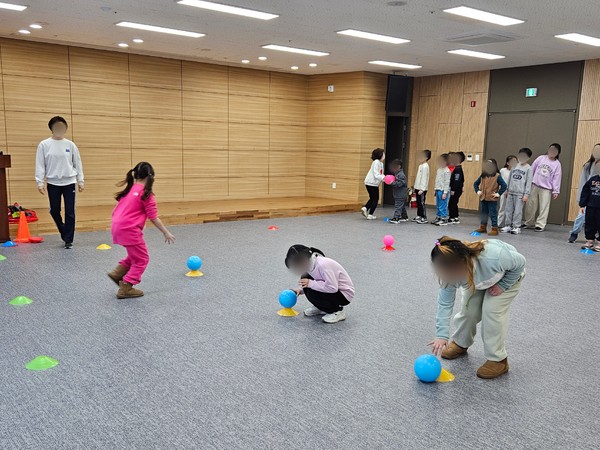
[14,212,31,243]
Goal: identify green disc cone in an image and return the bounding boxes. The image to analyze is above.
[9,296,33,306]
[26,356,60,371]
[0,254,6,261]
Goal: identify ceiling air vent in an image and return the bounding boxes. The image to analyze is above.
[444,32,519,46]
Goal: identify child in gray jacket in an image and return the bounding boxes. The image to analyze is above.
[389,159,408,224]
[502,148,533,235]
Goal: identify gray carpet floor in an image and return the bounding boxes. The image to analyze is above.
[0,207,598,449]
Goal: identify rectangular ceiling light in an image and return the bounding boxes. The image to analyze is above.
[337,29,410,44]
[116,21,205,38]
[177,0,278,20]
[444,6,524,26]
[262,44,329,57]
[555,33,600,47]
[448,49,505,60]
[0,2,27,11]
[368,60,422,70]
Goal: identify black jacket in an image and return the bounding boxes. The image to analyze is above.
[579,175,600,209]
[450,165,465,193]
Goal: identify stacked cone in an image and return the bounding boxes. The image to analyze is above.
[13,213,31,243]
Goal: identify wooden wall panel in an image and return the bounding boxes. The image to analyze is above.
[270,73,307,100]
[439,73,464,124]
[419,75,442,97]
[229,95,269,124]
[270,125,306,151]
[579,59,600,121]
[308,99,365,127]
[129,55,182,90]
[0,39,69,79]
[229,67,269,97]
[70,81,130,117]
[71,115,131,149]
[184,177,228,200]
[228,178,269,198]
[269,151,306,176]
[183,91,228,122]
[229,124,269,150]
[182,61,228,93]
[270,99,307,126]
[5,111,72,147]
[79,148,131,181]
[459,93,488,154]
[3,75,71,113]
[183,121,228,150]
[464,71,490,94]
[308,72,365,100]
[130,86,182,119]
[183,149,228,177]
[131,118,182,149]
[269,176,306,197]
[69,48,129,85]
[415,96,441,152]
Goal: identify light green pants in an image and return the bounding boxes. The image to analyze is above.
[452,276,524,361]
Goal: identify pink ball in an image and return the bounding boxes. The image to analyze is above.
[383,235,395,246]
[384,175,395,185]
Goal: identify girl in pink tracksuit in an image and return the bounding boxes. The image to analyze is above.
[107,162,175,299]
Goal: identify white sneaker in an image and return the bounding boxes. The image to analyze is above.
[322,309,347,323]
[500,226,512,233]
[367,215,377,220]
[361,207,368,218]
[510,227,521,235]
[304,306,326,316]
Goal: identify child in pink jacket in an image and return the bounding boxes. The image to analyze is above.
[107,162,175,299]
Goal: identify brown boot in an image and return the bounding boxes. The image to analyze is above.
[475,224,487,234]
[488,227,499,236]
[477,358,509,379]
[117,281,144,299]
[107,265,128,285]
[441,341,468,360]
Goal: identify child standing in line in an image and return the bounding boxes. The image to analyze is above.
[498,155,517,228]
[501,149,532,235]
[473,159,507,236]
[108,162,176,299]
[524,143,563,232]
[432,153,451,226]
[362,148,386,220]
[412,149,431,224]
[579,160,600,252]
[448,152,466,224]
[428,236,526,379]
[285,245,355,324]
[568,144,600,243]
[389,159,408,224]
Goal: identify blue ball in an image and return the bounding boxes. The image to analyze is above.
[414,354,442,383]
[279,290,297,308]
[187,256,203,271]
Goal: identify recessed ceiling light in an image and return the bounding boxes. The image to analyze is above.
[177,0,278,20]
[241,59,250,64]
[555,33,600,47]
[448,49,505,60]
[132,38,144,43]
[291,66,299,70]
[18,29,30,34]
[443,6,524,26]
[262,44,329,57]
[258,56,267,61]
[337,29,409,44]
[0,2,27,11]
[309,63,317,68]
[368,60,422,69]
[29,24,42,29]
[118,42,129,48]
[116,21,205,38]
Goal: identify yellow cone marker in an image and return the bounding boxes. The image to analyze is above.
[437,368,455,382]
[96,244,111,250]
[186,270,204,277]
[277,307,299,317]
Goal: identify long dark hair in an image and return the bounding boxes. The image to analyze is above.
[285,245,325,268]
[431,236,486,290]
[115,161,155,201]
[504,155,517,169]
[584,143,600,169]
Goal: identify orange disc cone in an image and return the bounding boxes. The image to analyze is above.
[14,212,32,243]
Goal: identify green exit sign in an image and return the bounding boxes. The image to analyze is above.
[525,87,538,97]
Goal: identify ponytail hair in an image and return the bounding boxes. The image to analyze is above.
[431,236,486,290]
[285,244,325,269]
[115,161,155,201]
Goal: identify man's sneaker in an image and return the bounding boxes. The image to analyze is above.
[431,217,440,225]
[389,218,400,224]
[436,219,449,226]
[304,306,326,316]
[568,233,577,243]
[510,227,521,235]
[64,242,73,249]
[322,309,347,324]
[535,227,544,232]
[361,207,368,218]
[367,215,377,220]
[412,217,420,222]
[417,217,429,224]
[452,218,460,224]
[500,226,512,233]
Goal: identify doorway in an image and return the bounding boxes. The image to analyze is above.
[383,116,408,206]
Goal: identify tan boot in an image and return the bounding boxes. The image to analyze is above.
[475,224,487,234]
[488,227,499,236]
[477,358,509,379]
[117,281,144,299]
[107,264,128,285]
[441,341,468,360]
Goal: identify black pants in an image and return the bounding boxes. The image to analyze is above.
[584,206,600,240]
[449,190,462,219]
[47,183,76,243]
[416,190,427,218]
[364,185,379,215]
[302,274,350,314]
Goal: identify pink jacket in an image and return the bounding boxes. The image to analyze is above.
[306,256,355,301]
[112,184,158,246]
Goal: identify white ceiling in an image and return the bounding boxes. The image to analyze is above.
[1,0,600,76]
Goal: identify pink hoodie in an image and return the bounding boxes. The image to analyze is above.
[112,183,158,246]
[306,256,355,301]
[531,155,562,194]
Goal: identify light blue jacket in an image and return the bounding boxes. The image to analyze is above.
[436,239,526,340]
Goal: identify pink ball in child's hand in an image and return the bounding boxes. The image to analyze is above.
[383,235,395,246]
[384,175,395,185]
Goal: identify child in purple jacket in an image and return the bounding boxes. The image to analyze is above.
[524,143,563,232]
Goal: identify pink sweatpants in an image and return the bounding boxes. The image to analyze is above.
[119,243,150,285]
